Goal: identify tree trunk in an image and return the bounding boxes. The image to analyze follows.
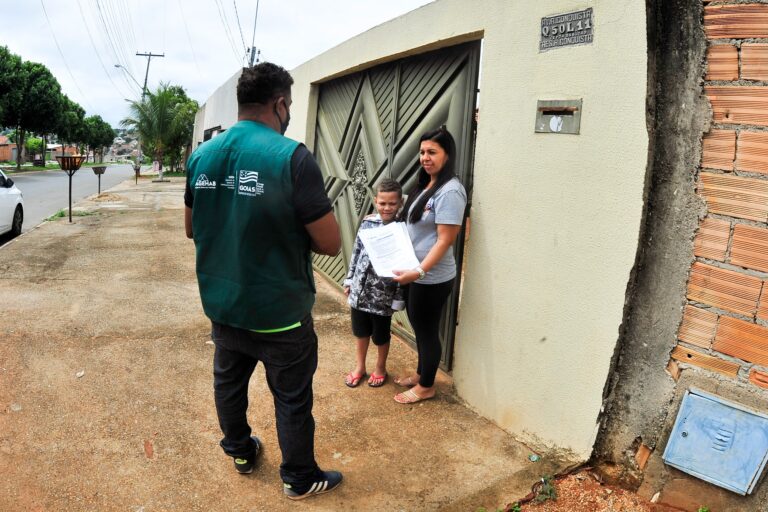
[16,127,26,169]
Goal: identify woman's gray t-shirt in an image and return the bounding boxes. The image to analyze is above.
[406,178,467,284]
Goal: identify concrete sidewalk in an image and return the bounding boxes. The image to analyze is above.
[0,178,571,511]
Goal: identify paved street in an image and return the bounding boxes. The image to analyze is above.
[8,164,137,233]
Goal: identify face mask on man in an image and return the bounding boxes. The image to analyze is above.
[274,98,290,135]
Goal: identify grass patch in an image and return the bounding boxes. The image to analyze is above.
[45,209,96,221]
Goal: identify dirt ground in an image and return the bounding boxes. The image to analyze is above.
[0,178,689,511]
[502,470,685,512]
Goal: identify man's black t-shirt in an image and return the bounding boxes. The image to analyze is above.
[184,144,331,225]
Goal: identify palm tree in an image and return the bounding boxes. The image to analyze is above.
[120,83,198,174]
[120,83,178,167]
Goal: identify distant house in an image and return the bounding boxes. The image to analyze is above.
[0,136,17,162]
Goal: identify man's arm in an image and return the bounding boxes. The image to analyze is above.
[291,145,340,255]
[305,211,341,255]
[185,206,193,239]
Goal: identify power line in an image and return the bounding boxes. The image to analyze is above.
[214,0,243,65]
[233,0,247,52]
[176,0,204,79]
[99,0,136,76]
[39,0,95,112]
[76,0,136,100]
[248,0,261,67]
[251,0,260,48]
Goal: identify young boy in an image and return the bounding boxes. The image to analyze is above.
[343,178,405,388]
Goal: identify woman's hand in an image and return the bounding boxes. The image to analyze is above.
[393,269,420,285]
[343,286,351,296]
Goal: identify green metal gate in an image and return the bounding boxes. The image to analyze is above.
[312,41,480,369]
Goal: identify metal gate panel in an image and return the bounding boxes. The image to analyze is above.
[313,41,480,369]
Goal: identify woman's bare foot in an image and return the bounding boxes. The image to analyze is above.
[394,384,435,403]
[394,374,419,387]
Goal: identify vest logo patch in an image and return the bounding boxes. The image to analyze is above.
[238,170,264,196]
[195,174,216,189]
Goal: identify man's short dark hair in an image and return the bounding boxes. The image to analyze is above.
[237,63,294,105]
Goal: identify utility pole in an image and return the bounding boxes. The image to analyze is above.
[136,51,164,98]
[248,47,260,67]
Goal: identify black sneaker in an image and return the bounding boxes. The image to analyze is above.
[283,470,343,500]
[233,436,261,474]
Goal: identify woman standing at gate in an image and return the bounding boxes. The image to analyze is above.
[392,126,467,404]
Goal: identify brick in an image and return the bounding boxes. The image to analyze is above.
[749,368,768,389]
[699,172,768,221]
[670,345,740,377]
[736,131,768,175]
[714,315,768,366]
[758,285,768,321]
[687,262,762,316]
[731,224,768,272]
[635,444,653,471]
[678,305,718,348]
[742,44,768,81]
[704,4,768,39]
[694,217,730,261]
[705,86,768,127]
[667,359,681,381]
[702,129,736,170]
[706,45,739,81]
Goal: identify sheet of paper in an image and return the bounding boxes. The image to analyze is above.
[357,222,419,278]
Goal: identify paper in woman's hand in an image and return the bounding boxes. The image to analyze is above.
[357,222,419,277]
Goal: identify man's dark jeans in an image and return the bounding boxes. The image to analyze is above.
[211,317,320,485]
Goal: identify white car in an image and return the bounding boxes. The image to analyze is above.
[0,169,23,237]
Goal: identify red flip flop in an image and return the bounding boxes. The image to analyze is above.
[368,373,387,387]
[344,371,366,388]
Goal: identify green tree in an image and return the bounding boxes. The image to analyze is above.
[120,83,198,171]
[165,86,198,172]
[84,115,115,163]
[26,137,43,158]
[0,46,23,130]
[17,62,63,168]
[54,95,85,156]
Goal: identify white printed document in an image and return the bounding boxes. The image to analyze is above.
[357,222,420,278]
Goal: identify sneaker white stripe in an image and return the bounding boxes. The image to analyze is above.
[308,482,320,494]
[319,481,328,492]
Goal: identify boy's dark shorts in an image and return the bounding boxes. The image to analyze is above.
[350,307,392,346]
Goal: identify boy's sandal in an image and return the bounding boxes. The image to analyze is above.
[345,371,366,388]
[394,389,434,404]
[368,373,387,387]
[394,375,417,387]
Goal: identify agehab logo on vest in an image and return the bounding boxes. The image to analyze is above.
[238,170,264,196]
[194,174,216,189]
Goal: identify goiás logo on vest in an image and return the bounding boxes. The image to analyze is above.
[238,170,264,196]
[194,174,216,189]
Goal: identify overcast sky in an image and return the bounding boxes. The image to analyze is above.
[1,0,433,127]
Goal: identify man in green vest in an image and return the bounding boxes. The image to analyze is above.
[184,62,343,500]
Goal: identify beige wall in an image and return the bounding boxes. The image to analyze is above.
[194,0,649,459]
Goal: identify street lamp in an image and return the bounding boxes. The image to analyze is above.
[114,64,143,96]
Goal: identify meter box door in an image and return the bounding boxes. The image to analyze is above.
[535,99,582,134]
[662,387,768,495]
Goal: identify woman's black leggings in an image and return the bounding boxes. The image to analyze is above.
[405,280,454,387]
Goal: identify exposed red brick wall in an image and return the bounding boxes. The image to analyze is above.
[676,2,768,389]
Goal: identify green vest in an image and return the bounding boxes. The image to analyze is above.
[188,120,314,331]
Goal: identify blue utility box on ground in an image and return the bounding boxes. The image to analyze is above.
[663,387,768,495]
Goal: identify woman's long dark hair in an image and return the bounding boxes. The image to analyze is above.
[401,126,458,224]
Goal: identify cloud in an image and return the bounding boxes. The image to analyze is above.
[2,0,432,126]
